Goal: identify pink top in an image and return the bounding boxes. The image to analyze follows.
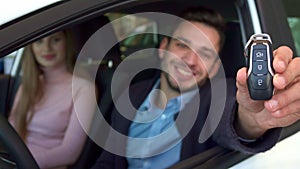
[9,65,97,169]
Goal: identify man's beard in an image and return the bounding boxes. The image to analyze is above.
[163,71,202,93]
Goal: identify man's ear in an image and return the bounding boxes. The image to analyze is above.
[158,37,169,59]
[208,59,221,78]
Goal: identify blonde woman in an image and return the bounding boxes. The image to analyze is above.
[9,30,96,169]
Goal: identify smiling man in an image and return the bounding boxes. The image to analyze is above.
[159,20,221,95]
[92,6,300,169]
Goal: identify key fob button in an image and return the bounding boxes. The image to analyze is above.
[253,61,268,75]
[251,74,271,90]
[253,49,267,61]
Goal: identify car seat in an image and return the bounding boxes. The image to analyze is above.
[68,15,122,169]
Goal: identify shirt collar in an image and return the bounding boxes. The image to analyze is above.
[140,79,198,111]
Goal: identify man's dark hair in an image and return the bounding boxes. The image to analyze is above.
[178,6,226,51]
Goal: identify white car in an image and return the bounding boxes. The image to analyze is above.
[0,0,299,168]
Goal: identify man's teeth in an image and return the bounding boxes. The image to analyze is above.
[177,67,192,76]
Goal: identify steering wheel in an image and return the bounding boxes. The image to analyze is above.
[0,113,39,169]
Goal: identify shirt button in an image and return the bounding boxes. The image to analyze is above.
[144,160,150,168]
[161,114,166,120]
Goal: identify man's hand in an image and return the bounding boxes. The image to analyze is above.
[235,46,300,139]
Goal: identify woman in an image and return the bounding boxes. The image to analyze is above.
[9,30,96,169]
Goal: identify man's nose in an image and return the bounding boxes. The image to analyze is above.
[181,49,198,66]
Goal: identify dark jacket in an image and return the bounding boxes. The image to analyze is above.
[92,72,281,169]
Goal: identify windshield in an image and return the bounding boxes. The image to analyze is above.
[0,0,62,26]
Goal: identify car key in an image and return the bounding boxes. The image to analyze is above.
[244,33,274,100]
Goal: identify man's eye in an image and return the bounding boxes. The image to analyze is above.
[198,51,216,60]
[200,52,211,59]
[176,42,188,49]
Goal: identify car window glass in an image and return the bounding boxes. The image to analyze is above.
[106,13,159,59]
[1,50,22,75]
[0,49,23,116]
[282,0,300,55]
[287,18,300,55]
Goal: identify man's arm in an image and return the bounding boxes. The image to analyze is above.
[236,46,300,139]
[213,79,281,154]
[213,46,300,154]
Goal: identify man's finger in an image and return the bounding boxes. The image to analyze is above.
[269,99,300,119]
[273,46,293,73]
[265,79,300,112]
[236,67,248,93]
[273,57,300,89]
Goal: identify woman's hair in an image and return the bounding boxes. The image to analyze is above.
[14,29,76,139]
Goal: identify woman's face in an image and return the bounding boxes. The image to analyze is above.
[32,31,67,68]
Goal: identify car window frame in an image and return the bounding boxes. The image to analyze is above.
[0,0,130,58]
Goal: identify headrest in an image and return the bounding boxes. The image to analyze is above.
[70,15,122,70]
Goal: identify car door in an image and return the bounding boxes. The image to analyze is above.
[170,0,300,168]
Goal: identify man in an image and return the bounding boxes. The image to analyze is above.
[92,6,300,169]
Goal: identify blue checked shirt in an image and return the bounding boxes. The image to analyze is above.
[126,80,197,169]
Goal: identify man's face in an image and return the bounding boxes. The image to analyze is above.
[159,21,221,93]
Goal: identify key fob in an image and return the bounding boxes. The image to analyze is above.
[244,33,274,100]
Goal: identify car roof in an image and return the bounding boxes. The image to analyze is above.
[0,0,62,26]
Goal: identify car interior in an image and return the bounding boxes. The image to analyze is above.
[0,0,299,169]
[65,12,246,169]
